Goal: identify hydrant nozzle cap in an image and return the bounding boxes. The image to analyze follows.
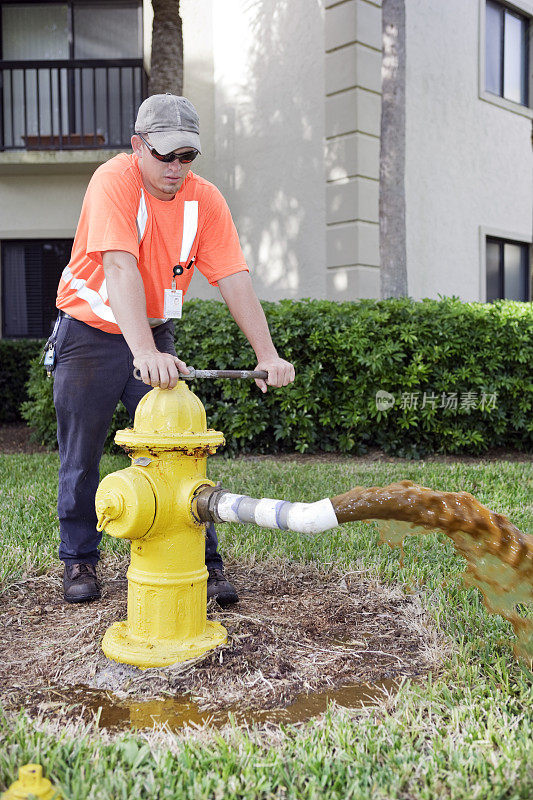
[95,491,124,531]
[95,468,156,539]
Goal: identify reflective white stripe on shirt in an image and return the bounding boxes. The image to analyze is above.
[98,277,108,302]
[60,192,197,326]
[61,265,117,324]
[180,201,198,263]
[136,189,148,243]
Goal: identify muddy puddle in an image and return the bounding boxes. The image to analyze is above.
[22,678,400,733]
[0,561,441,725]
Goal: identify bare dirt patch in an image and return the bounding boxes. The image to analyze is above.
[239,448,532,465]
[1,557,444,731]
[0,424,47,454]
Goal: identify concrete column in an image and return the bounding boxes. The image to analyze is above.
[325,0,382,301]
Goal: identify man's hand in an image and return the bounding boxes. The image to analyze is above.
[133,351,190,389]
[217,273,296,393]
[254,356,295,393]
[102,251,189,390]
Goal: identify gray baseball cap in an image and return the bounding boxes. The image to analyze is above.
[135,94,201,155]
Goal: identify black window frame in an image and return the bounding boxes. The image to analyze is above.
[0,0,144,62]
[486,236,531,302]
[0,0,146,150]
[485,0,530,108]
[1,238,73,339]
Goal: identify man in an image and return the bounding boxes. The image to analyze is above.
[52,94,295,605]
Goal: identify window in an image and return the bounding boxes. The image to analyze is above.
[1,1,142,60]
[486,237,531,301]
[485,1,529,107]
[0,1,145,149]
[2,239,73,337]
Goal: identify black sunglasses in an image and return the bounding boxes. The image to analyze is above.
[138,134,199,164]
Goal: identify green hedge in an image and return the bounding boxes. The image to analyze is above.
[0,339,45,423]
[18,297,533,457]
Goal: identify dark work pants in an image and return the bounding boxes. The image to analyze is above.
[52,316,223,571]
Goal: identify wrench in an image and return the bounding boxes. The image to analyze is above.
[133,367,268,381]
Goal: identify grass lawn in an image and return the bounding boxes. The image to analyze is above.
[0,453,532,799]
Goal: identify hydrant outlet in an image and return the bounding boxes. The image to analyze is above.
[95,466,155,539]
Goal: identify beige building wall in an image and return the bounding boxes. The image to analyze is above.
[0,161,109,239]
[183,0,383,304]
[182,0,329,303]
[405,0,533,301]
[184,0,532,305]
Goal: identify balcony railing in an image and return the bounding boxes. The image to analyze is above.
[0,59,147,151]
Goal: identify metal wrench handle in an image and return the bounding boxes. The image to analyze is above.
[133,367,268,381]
[184,368,268,380]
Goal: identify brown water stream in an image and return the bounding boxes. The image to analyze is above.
[330,480,533,663]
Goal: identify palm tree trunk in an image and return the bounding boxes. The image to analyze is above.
[379,0,408,298]
[149,0,184,96]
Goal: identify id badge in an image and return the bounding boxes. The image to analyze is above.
[164,288,183,319]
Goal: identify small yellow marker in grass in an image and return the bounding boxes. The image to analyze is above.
[1,764,60,800]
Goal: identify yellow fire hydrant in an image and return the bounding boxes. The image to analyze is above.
[95,380,227,668]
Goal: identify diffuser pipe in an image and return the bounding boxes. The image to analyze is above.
[194,485,339,535]
[193,481,531,570]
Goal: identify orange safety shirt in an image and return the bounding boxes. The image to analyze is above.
[56,153,249,334]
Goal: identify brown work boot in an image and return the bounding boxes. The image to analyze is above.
[207,568,239,607]
[63,563,101,603]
